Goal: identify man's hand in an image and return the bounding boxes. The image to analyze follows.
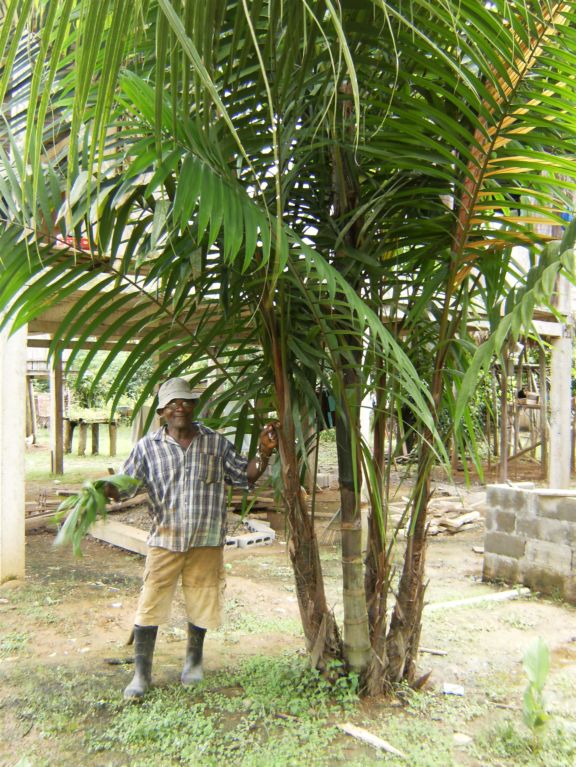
[258,421,279,457]
[102,482,121,502]
[247,422,279,484]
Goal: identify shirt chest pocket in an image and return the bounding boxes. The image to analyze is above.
[196,453,223,484]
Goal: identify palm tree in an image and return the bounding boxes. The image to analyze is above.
[1,0,576,694]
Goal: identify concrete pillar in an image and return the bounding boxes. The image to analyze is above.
[548,327,573,488]
[0,324,27,582]
[548,275,573,489]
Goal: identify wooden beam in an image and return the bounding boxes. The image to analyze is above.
[27,291,251,344]
[89,519,148,556]
[28,337,139,352]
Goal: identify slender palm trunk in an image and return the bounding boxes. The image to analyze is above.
[363,371,393,694]
[385,446,432,682]
[385,340,447,683]
[263,306,341,667]
[335,389,372,673]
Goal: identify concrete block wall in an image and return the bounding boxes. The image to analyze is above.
[484,484,576,604]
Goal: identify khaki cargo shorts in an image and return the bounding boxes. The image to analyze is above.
[134,545,225,629]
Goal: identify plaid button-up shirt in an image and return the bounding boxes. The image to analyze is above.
[123,424,249,551]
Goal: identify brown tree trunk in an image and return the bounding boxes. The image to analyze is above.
[385,452,431,683]
[384,340,445,684]
[264,306,342,667]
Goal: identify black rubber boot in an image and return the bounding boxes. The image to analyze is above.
[124,625,158,700]
[181,623,206,684]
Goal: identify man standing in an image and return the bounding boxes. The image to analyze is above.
[112,377,278,700]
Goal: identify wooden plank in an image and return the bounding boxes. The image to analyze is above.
[438,511,481,530]
[26,512,58,531]
[26,493,149,531]
[107,493,149,512]
[89,519,148,555]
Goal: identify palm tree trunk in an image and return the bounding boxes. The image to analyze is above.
[385,447,432,683]
[385,336,447,683]
[336,413,372,673]
[264,306,342,667]
[363,370,393,694]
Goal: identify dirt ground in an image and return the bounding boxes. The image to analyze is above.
[2,475,576,766]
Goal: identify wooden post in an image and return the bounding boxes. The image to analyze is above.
[513,348,524,453]
[78,422,88,456]
[91,423,99,455]
[64,419,75,453]
[0,323,27,582]
[109,421,117,457]
[513,400,520,455]
[26,376,37,444]
[50,349,64,475]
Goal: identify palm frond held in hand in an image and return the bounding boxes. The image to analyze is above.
[53,475,140,557]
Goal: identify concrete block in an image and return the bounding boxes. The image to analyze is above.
[556,498,576,523]
[236,532,274,548]
[533,492,576,518]
[484,531,526,559]
[525,539,572,574]
[536,495,563,519]
[495,509,517,534]
[515,517,539,540]
[522,567,567,598]
[535,518,571,546]
[484,507,497,531]
[245,519,276,539]
[486,486,533,515]
[517,516,576,546]
[482,553,521,584]
[561,576,576,604]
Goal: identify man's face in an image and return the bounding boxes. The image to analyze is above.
[160,398,197,428]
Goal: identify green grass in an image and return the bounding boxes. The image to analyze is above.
[474,719,576,766]
[4,656,361,767]
[0,631,29,658]
[10,654,574,767]
[26,426,134,483]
